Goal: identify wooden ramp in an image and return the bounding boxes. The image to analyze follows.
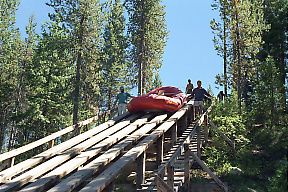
[0,99,229,192]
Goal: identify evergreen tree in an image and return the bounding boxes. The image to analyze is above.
[23,20,72,149]
[150,72,162,92]
[8,14,39,151]
[47,0,106,131]
[0,0,21,152]
[211,0,268,113]
[258,0,288,116]
[101,0,130,111]
[211,0,230,96]
[125,0,168,95]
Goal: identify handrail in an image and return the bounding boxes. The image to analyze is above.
[156,101,214,177]
[0,108,118,165]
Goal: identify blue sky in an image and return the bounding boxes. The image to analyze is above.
[15,0,223,96]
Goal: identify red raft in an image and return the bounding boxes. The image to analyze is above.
[127,86,187,113]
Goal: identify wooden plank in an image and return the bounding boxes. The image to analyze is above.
[47,114,168,192]
[136,151,146,189]
[0,119,116,183]
[167,162,174,189]
[184,144,190,191]
[0,116,136,191]
[156,174,174,192]
[156,135,164,167]
[19,115,151,192]
[190,150,228,192]
[171,123,177,146]
[197,126,201,157]
[208,120,235,148]
[204,114,208,146]
[77,107,188,192]
[0,110,122,163]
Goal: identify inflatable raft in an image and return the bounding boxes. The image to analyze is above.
[127,86,187,113]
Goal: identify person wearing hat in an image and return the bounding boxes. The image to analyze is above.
[186,79,193,94]
[114,86,134,115]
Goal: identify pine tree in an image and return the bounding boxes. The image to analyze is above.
[23,20,72,149]
[0,0,22,152]
[8,14,39,151]
[47,0,106,131]
[211,0,268,113]
[101,0,130,111]
[258,0,288,115]
[125,0,168,95]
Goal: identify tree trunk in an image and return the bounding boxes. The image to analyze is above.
[138,0,145,96]
[73,15,85,126]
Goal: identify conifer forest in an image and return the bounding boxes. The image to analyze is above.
[0,0,287,191]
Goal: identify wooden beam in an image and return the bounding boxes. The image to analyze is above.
[204,114,209,146]
[184,143,190,191]
[136,151,146,189]
[196,125,201,158]
[156,135,164,167]
[156,174,174,192]
[170,123,177,146]
[167,162,174,189]
[190,150,228,192]
[208,120,235,149]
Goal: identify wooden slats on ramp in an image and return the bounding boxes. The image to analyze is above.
[77,105,190,192]
[46,114,168,192]
[0,98,230,192]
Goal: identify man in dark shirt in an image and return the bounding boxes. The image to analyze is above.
[191,80,212,115]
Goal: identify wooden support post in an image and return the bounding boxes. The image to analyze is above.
[184,143,190,191]
[136,152,146,189]
[156,135,164,167]
[197,125,201,158]
[7,157,15,168]
[171,123,177,146]
[191,105,195,121]
[48,139,54,149]
[167,162,174,189]
[187,106,192,124]
[204,114,208,147]
[183,113,188,130]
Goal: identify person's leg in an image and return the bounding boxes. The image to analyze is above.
[194,101,200,117]
[119,103,127,115]
[118,105,122,115]
[118,103,124,115]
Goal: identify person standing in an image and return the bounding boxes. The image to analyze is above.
[114,86,134,115]
[186,79,194,94]
[191,80,212,115]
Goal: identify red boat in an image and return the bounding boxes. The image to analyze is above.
[127,86,187,113]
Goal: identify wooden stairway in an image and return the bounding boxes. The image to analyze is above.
[139,123,205,191]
